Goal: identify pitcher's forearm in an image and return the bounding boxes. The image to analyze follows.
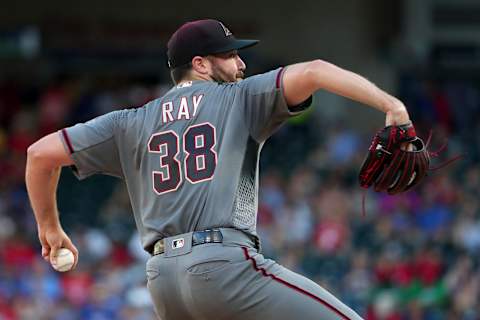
[307,60,410,124]
[25,157,62,229]
[25,132,74,229]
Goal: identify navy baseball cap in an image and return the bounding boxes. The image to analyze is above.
[167,19,259,69]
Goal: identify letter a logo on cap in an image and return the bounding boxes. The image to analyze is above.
[219,22,232,37]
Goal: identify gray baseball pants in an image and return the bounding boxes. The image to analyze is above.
[146,228,364,320]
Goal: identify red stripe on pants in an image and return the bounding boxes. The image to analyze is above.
[241,247,351,320]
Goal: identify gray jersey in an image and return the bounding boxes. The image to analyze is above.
[60,68,310,251]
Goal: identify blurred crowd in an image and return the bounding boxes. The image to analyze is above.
[0,70,479,320]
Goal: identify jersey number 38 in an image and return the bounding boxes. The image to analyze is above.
[148,122,217,195]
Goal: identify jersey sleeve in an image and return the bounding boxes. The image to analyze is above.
[59,111,124,180]
[238,67,312,142]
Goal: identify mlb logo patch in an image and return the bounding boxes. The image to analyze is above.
[172,238,185,249]
[177,81,192,88]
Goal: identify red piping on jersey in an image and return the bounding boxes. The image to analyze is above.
[61,129,74,154]
[275,67,284,89]
[241,247,352,320]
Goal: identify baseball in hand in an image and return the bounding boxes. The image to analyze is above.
[51,248,75,272]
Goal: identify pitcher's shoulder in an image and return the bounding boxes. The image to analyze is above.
[107,103,149,130]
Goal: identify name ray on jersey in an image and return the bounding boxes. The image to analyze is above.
[161,94,204,124]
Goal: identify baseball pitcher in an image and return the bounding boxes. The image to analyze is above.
[26,19,419,320]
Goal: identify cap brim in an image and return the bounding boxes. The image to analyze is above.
[211,39,259,54]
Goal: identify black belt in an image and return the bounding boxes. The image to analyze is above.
[150,229,259,256]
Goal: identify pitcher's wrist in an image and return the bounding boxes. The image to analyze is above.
[37,217,61,232]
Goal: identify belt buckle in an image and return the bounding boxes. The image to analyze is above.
[205,229,222,243]
[193,229,223,246]
[204,229,223,243]
[153,229,226,255]
[211,229,223,243]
